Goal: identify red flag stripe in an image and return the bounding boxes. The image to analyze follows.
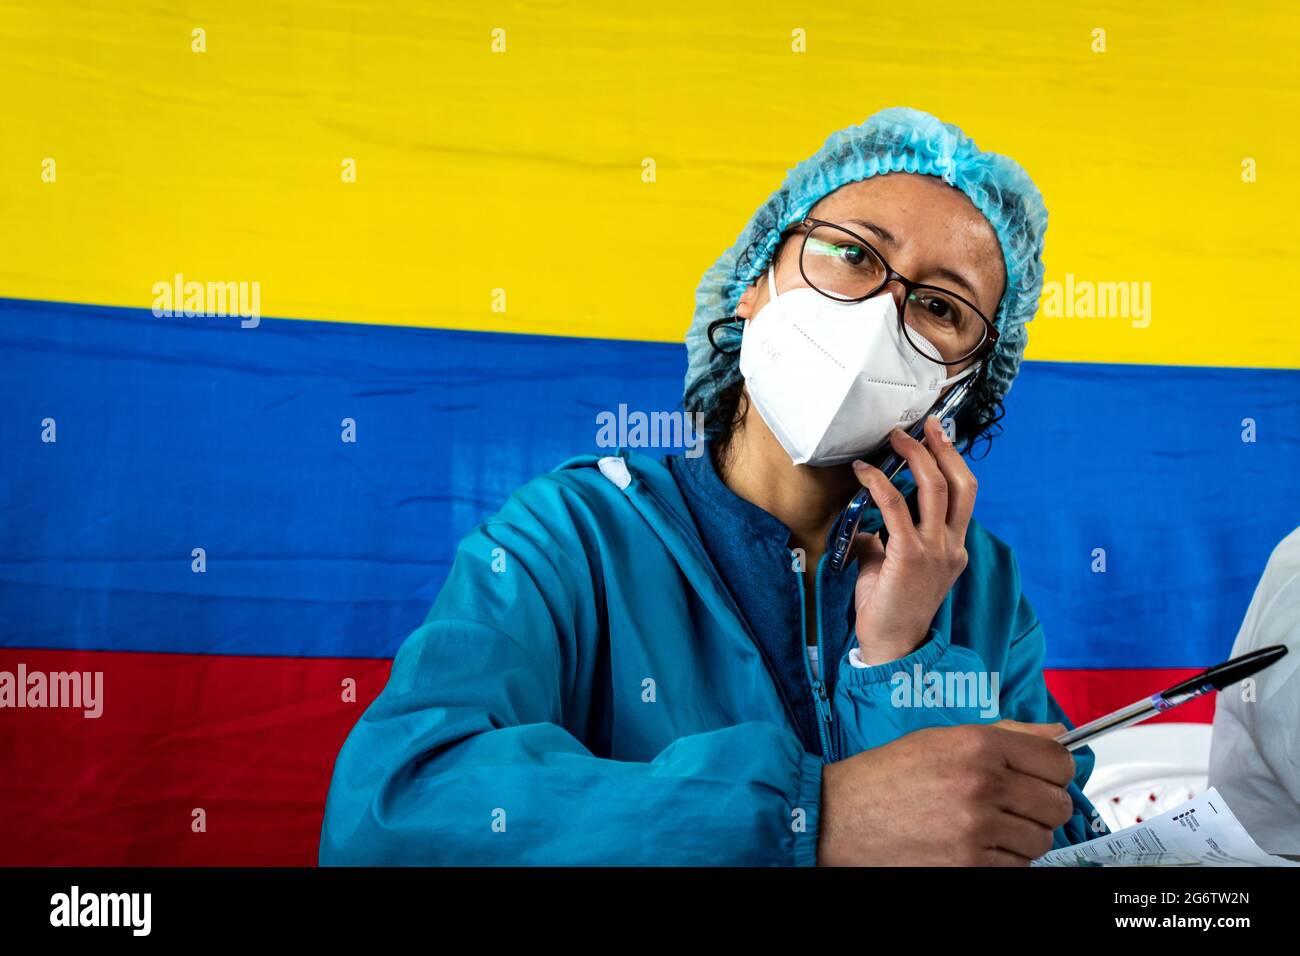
[0,648,1213,865]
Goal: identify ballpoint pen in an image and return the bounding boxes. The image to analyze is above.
[1055,644,1288,752]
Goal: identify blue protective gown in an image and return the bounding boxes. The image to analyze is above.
[319,448,1103,865]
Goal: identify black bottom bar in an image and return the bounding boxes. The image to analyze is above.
[1,865,1296,942]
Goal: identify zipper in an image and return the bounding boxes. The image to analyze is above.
[814,552,842,762]
[801,552,840,763]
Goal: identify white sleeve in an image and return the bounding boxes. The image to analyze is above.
[1208,526,1300,856]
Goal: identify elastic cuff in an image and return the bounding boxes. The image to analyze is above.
[837,626,951,687]
[792,750,824,867]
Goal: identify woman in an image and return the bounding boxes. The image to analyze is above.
[320,107,1103,866]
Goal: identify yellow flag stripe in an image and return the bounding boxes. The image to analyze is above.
[1,1,1296,368]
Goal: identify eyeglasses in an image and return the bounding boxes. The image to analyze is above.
[780,217,999,366]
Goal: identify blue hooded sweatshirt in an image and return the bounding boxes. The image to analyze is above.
[319,448,1102,866]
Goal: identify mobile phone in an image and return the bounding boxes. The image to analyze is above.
[827,373,979,572]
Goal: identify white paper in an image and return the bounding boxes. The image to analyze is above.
[1033,787,1300,867]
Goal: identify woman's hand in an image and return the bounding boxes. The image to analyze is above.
[817,723,1076,866]
[850,415,977,666]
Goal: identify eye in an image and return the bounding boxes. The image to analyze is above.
[804,236,872,268]
[909,292,962,326]
[836,243,867,266]
[923,296,951,318]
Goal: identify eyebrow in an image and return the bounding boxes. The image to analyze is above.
[842,218,897,246]
[839,217,982,303]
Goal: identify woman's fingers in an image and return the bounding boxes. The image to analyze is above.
[851,459,918,547]
[850,415,980,548]
[850,528,886,567]
[988,810,1057,862]
[991,719,1068,739]
[922,414,978,540]
[887,425,947,534]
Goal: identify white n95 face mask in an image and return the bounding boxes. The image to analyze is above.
[738,264,976,467]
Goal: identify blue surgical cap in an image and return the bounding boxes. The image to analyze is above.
[684,106,1048,412]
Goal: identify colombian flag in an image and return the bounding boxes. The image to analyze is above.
[2,1,1298,864]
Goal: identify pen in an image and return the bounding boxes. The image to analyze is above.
[1054,644,1289,752]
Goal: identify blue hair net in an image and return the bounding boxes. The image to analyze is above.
[685,106,1048,412]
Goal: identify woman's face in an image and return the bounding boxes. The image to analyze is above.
[736,173,1007,377]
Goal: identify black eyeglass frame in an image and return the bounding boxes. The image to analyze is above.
[780,216,1000,367]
